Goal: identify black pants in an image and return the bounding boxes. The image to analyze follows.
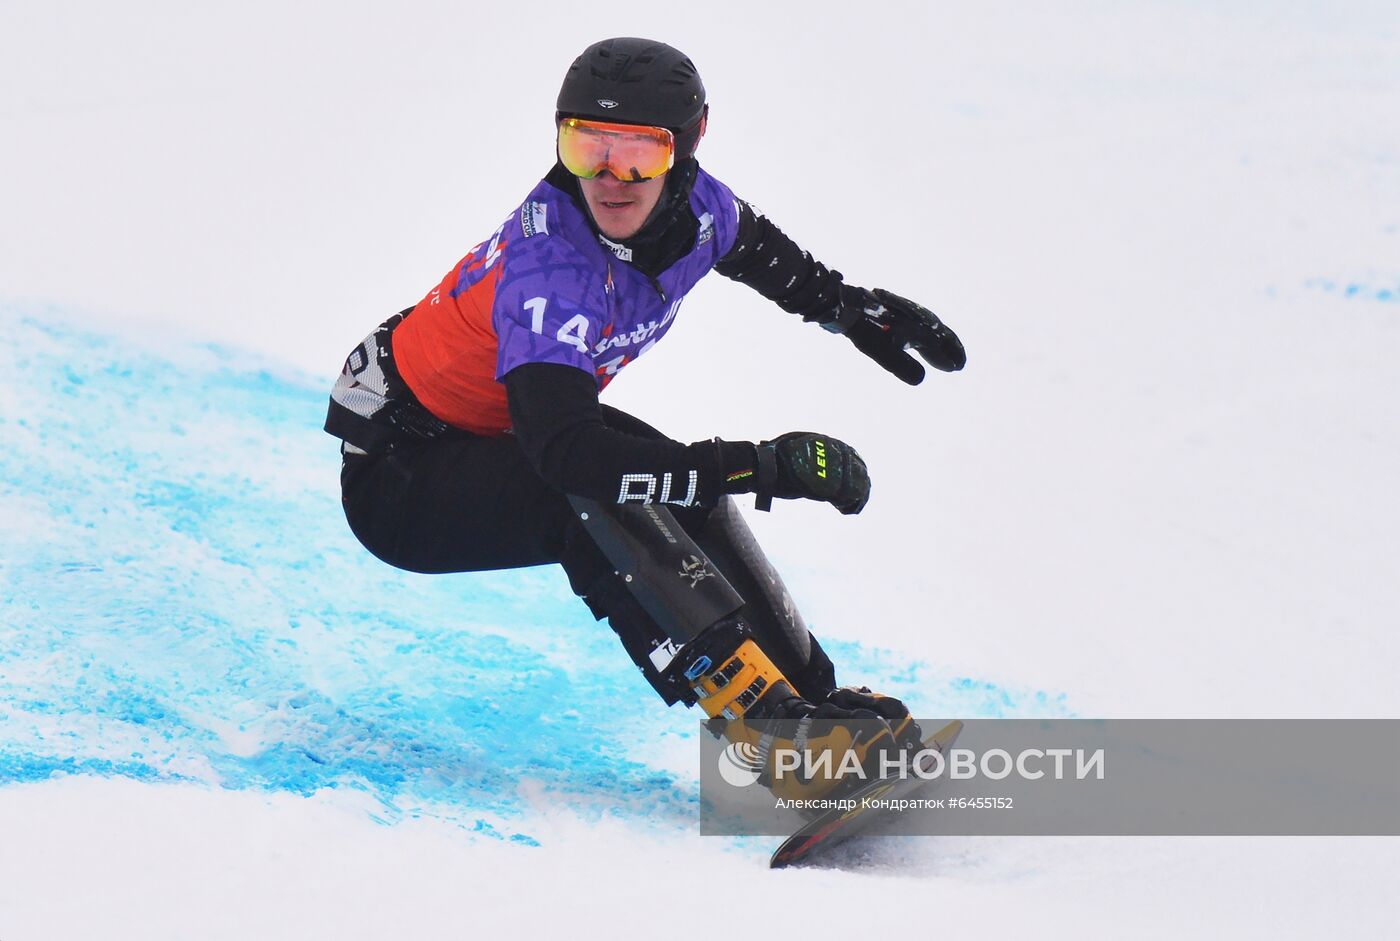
[339,406,835,705]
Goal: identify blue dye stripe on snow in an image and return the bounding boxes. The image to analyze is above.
[1303,276,1400,303]
[0,306,1066,843]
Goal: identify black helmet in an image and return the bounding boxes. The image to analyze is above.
[557,37,708,159]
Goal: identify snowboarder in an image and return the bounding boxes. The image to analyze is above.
[325,37,965,802]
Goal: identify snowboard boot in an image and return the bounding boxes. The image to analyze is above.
[670,618,923,803]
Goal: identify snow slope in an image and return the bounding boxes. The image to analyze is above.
[0,310,1060,824]
[2,1,1398,938]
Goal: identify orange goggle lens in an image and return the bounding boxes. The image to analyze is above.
[557,118,675,182]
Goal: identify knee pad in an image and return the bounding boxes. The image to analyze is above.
[692,497,836,700]
[561,496,837,705]
[567,497,746,643]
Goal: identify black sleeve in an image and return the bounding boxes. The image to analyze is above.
[504,362,761,507]
[713,199,844,326]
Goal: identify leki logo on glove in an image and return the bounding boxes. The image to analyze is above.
[718,742,765,787]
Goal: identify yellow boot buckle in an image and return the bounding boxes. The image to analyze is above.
[691,639,786,721]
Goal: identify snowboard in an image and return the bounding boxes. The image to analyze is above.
[769,719,963,869]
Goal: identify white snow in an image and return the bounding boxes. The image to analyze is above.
[2,1,1397,938]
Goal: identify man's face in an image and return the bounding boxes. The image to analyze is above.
[578,170,667,241]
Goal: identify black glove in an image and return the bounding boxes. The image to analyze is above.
[753,432,870,515]
[832,284,966,384]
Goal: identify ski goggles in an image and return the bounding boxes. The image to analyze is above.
[557,117,675,182]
